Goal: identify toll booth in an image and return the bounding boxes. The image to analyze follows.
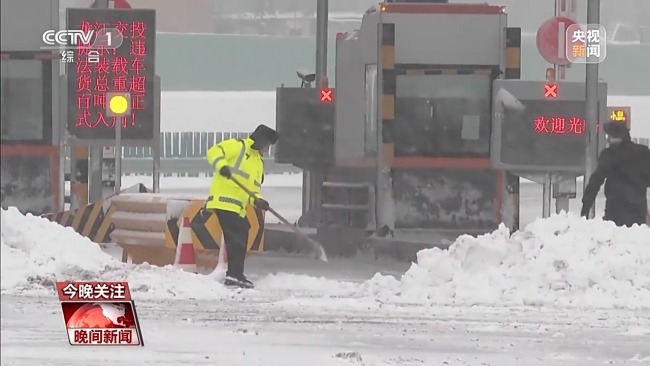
[491,79,608,217]
[1,0,63,215]
[275,3,523,257]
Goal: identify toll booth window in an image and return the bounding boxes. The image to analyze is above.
[0,60,50,143]
[394,74,491,157]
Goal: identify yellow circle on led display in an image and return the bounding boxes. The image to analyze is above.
[109,94,129,114]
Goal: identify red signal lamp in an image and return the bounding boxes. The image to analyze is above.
[544,83,558,98]
[320,88,333,103]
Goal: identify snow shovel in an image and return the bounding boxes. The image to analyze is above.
[230,176,328,262]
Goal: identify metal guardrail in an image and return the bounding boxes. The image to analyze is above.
[63,131,298,176]
[632,137,650,147]
[125,131,278,158]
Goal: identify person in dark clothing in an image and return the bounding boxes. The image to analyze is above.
[581,121,650,227]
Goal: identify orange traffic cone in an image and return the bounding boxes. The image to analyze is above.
[174,216,197,272]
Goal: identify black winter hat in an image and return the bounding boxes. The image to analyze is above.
[603,121,630,140]
[250,124,279,144]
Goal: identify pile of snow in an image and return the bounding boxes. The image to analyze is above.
[363,213,650,309]
[3,205,650,310]
[0,207,237,300]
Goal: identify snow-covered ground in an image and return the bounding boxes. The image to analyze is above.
[161,92,650,139]
[2,204,650,365]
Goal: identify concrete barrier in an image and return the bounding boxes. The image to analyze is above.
[42,184,151,244]
[110,194,180,266]
[108,193,265,270]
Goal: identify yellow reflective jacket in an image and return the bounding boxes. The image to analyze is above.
[205,137,263,217]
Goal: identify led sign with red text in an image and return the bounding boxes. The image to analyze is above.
[500,100,587,167]
[533,116,586,134]
[66,9,155,140]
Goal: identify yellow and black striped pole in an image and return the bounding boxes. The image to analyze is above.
[505,27,522,230]
[380,23,395,166]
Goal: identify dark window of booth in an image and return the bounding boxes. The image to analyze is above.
[393,73,492,157]
[0,58,53,144]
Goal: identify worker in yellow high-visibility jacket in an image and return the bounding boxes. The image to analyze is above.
[206,124,278,288]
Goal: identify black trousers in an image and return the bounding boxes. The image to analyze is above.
[214,209,250,279]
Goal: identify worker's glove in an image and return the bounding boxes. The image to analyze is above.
[219,166,232,179]
[580,205,590,218]
[253,198,270,211]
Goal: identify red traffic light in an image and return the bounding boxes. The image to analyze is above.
[320,88,333,103]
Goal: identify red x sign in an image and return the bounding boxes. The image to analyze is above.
[544,83,558,98]
[320,88,333,103]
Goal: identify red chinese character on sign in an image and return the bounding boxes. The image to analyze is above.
[95,43,113,56]
[131,58,145,74]
[77,75,92,92]
[131,21,146,38]
[76,43,89,55]
[132,94,145,110]
[103,330,118,344]
[79,21,93,33]
[568,117,585,134]
[93,94,106,108]
[78,94,90,110]
[114,21,129,39]
[89,329,102,343]
[74,330,89,344]
[113,76,128,91]
[77,21,94,54]
[76,110,92,127]
[119,329,133,344]
[112,57,129,74]
[94,111,113,128]
[76,59,92,74]
[95,75,109,92]
[130,40,146,57]
[129,76,146,93]
[550,117,566,134]
[122,114,135,127]
[95,57,110,74]
[93,21,109,31]
[534,116,549,133]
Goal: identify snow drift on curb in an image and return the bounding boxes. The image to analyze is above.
[362,213,650,309]
[0,207,234,300]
